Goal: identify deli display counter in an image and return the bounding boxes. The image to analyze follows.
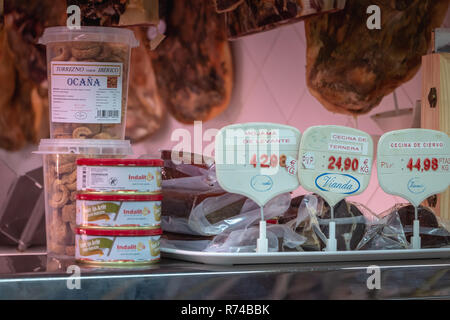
[0,253,449,300]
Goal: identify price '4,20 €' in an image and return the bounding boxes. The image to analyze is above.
[215,123,301,253]
[215,123,301,207]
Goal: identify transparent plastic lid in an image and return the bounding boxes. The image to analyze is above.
[38,26,139,47]
[35,139,133,155]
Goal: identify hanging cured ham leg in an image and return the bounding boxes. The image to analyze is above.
[148,0,233,124]
[126,27,165,142]
[305,0,449,115]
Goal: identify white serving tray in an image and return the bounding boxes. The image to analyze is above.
[161,247,450,265]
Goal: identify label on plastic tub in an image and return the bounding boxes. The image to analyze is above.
[50,61,123,124]
[215,123,301,207]
[77,165,162,192]
[298,126,374,207]
[377,129,450,207]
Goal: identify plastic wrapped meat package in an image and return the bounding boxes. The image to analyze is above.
[160,150,295,251]
[188,192,292,236]
[357,210,410,250]
[359,204,450,250]
[203,223,306,253]
[280,195,450,251]
[161,150,292,236]
[160,151,450,253]
[279,194,377,252]
[279,195,323,251]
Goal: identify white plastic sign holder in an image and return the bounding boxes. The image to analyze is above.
[215,123,301,253]
[377,129,450,249]
[298,125,374,251]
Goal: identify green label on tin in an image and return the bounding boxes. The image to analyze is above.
[78,237,114,256]
[86,203,120,221]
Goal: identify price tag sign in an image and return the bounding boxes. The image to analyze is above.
[298,125,374,207]
[215,123,301,206]
[377,129,450,207]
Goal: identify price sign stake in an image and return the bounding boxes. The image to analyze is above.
[377,129,450,249]
[215,123,301,253]
[298,125,374,251]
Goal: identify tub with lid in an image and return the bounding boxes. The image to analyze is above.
[39,26,139,140]
[76,193,162,228]
[77,158,163,193]
[76,227,161,265]
[35,139,133,259]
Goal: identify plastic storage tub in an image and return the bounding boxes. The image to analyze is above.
[38,26,139,140]
[76,158,163,193]
[36,139,133,259]
[76,227,162,265]
[76,193,162,228]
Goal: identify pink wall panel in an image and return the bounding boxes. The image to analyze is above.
[132,22,422,214]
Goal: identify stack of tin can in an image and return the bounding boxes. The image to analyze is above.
[74,158,163,265]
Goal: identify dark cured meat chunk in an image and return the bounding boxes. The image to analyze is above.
[160,150,214,180]
[161,189,226,220]
[222,0,345,39]
[1,0,65,150]
[125,27,165,142]
[213,0,244,13]
[4,0,66,83]
[205,197,247,225]
[279,196,366,251]
[66,0,128,26]
[317,199,367,251]
[278,195,306,224]
[397,205,450,248]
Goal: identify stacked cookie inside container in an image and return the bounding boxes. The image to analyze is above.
[36,26,163,265]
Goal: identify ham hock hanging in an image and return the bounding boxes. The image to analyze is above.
[305,0,449,115]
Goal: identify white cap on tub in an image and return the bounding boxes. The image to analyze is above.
[38,26,140,48]
[35,139,133,155]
